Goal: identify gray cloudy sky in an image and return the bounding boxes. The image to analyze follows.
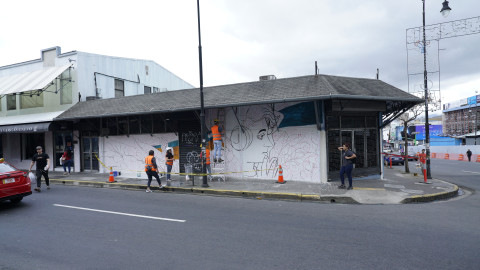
[1,0,479,110]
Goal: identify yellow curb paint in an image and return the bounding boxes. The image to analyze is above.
[353,187,386,191]
[409,184,459,199]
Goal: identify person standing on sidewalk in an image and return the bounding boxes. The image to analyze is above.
[338,142,356,190]
[165,148,174,183]
[466,149,472,162]
[61,148,73,175]
[419,149,427,175]
[210,119,223,163]
[145,150,163,192]
[28,146,51,192]
[200,147,212,181]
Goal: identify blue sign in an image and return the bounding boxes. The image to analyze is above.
[415,125,443,140]
[468,96,477,105]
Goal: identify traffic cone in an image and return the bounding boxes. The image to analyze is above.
[444,153,449,160]
[458,154,464,161]
[107,167,117,183]
[276,165,286,184]
[476,155,480,163]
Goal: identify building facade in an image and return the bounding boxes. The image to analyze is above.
[53,74,421,183]
[442,95,480,145]
[0,46,193,170]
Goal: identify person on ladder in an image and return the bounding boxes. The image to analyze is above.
[210,119,224,163]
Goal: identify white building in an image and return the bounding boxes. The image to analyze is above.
[0,46,193,171]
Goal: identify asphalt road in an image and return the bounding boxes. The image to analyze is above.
[1,159,479,270]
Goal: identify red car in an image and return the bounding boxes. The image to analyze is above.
[0,159,32,203]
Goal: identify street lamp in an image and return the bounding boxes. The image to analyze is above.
[197,0,208,187]
[422,0,451,179]
[475,90,478,145]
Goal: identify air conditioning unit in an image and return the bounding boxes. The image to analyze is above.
[259,75,276,81]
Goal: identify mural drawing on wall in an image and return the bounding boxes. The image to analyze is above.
[218,101,320,182]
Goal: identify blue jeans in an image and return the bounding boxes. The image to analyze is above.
[166,164,172,180]
[213,140,222,159]
[63,159,73,173]
[340,163,353,187]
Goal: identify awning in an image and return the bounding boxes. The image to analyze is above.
[0,111,64,126]
[0,64,72,95]
[0,122,51,134]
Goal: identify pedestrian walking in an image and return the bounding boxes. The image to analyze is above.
[61,148,73,175]
[165,148,174,183]
[338,142,356,190]
[466,149,472,162]
[145,150,163,192]
[210,119,223,163]
[28,146,50,192]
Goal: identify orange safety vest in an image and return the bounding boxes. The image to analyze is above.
[166,153,174,166]
[145,155,157,172]
[419,153,426,164]
[211,125,221,141]
[206,149,211,165]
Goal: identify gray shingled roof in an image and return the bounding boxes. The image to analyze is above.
[55,74,422,121]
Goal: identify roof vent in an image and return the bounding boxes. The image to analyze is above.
[259,75,276,81]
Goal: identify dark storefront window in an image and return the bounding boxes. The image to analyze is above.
[22,133,44,160]
[327,114,379,180]
[129,116,140,134]
[140,115,153,134]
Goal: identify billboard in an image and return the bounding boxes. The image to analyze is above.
[396,126,416,140]
[415,125,443,140]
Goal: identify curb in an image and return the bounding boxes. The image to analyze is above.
[401,184,459,203]
[50,179,358,204]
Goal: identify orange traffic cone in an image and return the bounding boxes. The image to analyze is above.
[276,165,286,184]
[107,167,117,183]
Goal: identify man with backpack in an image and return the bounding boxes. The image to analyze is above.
[337,142,356,190]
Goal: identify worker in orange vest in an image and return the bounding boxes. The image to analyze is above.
[419,149,427,175]
[200,148,212,181]
[165,148,174,182]
[145,150,163,192]
[210,119,223,163]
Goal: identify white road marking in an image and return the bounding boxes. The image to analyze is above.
[463,171,480,175]
[53,204,186,223]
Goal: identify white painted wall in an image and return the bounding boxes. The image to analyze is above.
[207,103,323,183]
[95,102,325,183]
[100,133,178,179]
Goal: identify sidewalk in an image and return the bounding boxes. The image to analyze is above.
[47,166,458,204]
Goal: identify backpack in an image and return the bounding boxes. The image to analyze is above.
[146,165,153,172]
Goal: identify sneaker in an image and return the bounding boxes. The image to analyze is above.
[63,172,68,175]
[338,185,346,189]
[34,187,41,192]
[347,186,353,190]
[218,158,224,163]
[159,184,164,189]
[146,189,152,193]
[47,186,50,190]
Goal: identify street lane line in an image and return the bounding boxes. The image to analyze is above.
[463,171,480,175]
[53,204,186,223]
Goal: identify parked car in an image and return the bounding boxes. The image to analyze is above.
[384,155,404,166]
[405,154,419,161]
[0,159,32,203]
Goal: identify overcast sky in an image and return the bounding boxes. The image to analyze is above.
[1,0,479,112]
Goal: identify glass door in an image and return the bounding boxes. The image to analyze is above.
[82,137,99,171]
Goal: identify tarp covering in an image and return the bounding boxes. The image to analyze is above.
[0,64,71,95]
